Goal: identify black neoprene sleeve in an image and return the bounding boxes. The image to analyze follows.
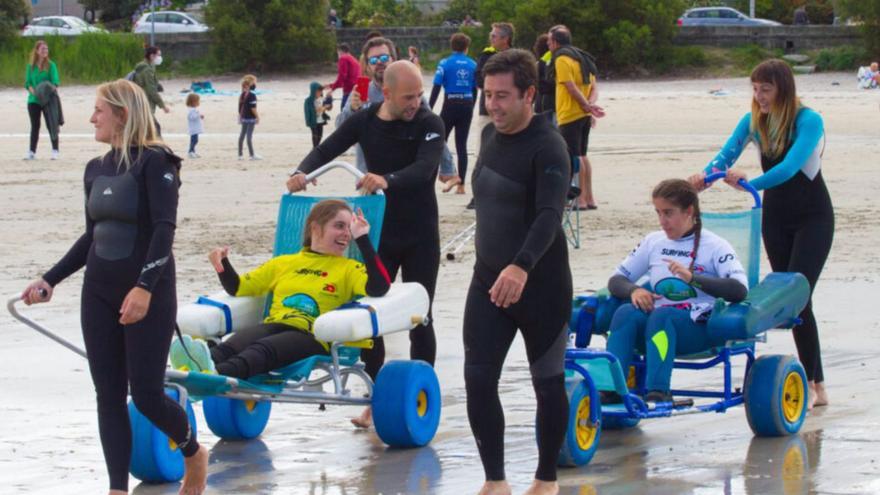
[136,156,180,291]
[608,274,639,300]
[691,274,748,302]
[429,84,441,109]
[355,236,391,296]
[297,110,362,174]
[511,146,570,272]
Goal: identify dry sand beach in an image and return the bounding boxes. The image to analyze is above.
[0,71,878,494]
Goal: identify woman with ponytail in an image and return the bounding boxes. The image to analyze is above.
[688,59,834,409]
[604,179,749,403]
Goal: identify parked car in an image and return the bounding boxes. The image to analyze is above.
[677,7,782,27]
[133,11,208,34]
[22,16,108,36]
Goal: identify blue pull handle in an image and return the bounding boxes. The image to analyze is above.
[704,172,762,209]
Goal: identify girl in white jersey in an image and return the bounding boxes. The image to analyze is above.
[605,179,749,403]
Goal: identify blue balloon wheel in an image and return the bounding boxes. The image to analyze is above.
[373,360,441,448]
[744,355,808,436]
[203,396,272,440]
[129,388,198,483]
[558,377,601,467]
[602,412,640,430]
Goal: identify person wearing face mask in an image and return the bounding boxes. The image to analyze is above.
[20,79,208,495]
[169,199,391,379]
[688,59,834,410]
[287,59,445,430]
[132,46,169,135]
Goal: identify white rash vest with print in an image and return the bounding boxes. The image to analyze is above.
[613,229,749,321]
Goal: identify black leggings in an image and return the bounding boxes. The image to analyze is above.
[361,236,439,378]
[27,102,58,153]
[441,99,474,182]
[81,281,198,492]
[210,323,328,378]
[238,121,256,156]
[310,125,324,148]
[763,208,834,382]
[463,262,569,482]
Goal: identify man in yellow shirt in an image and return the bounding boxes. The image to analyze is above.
[549,25,605,210]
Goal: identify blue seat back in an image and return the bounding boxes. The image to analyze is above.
[702,208,761,288]
[273,194,385,262]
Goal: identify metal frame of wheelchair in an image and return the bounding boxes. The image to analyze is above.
[556,173,810,468]
[6,162,442,486]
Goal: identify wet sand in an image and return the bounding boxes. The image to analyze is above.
[0,72,878,494]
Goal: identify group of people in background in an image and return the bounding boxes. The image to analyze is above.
[18,19,834,495]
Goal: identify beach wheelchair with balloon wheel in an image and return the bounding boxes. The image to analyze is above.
[7,161,442,485]
[557,172,810,467]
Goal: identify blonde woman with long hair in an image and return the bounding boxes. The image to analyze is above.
[689,59,834,410]
[21,80,208,495]
[24,40,60,160]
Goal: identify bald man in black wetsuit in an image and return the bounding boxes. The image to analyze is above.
[464,49,572,495]
[287,60,445,428]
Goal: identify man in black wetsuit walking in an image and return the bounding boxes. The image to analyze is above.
[287,60,445,428]
[464,49,572,495]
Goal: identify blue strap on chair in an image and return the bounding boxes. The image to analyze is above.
[336,302,380,338]
[195,296,233,336]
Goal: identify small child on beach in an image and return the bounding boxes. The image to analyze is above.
[186,93,204,159]
[304,81,330,148]
[238,74,261,160]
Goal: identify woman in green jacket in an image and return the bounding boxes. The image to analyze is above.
[24,40,60,160]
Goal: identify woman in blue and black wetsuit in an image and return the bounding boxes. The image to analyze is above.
[689,59,834,409]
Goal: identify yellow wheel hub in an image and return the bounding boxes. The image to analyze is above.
[168,438,178,451]
[575,395,598,450]
[245,400,257,413]
[416,390,428,417]
[782,371,804,422]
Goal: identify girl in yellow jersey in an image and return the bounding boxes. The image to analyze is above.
[171,199,390,379]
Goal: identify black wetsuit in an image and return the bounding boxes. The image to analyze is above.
[296,105,445,372]
[42,147,197,492]
[212,237,391,379]
[762,148,834,383]
[464,116,573,482]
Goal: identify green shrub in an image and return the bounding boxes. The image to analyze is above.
[730,44,782,72]
[813,46,867,72]
[0,0,29,44]
[206,0,335,72]
[0,33,144,86]
[346,0,423,27]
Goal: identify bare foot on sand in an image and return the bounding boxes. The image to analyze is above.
[442,176,462,193]
[179,445,209,495]
[812,381,829,407]
[109,490,126,495]
[523,480,559,495]
[478,480,512,495]
[351,406,372,428]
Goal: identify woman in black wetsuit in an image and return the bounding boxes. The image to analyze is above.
[689,59,834,409]
[22,80,208,495]
[464,49,572,495]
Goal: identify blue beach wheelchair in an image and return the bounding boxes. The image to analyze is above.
[7,162,442,484]
[558,172,810,467]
